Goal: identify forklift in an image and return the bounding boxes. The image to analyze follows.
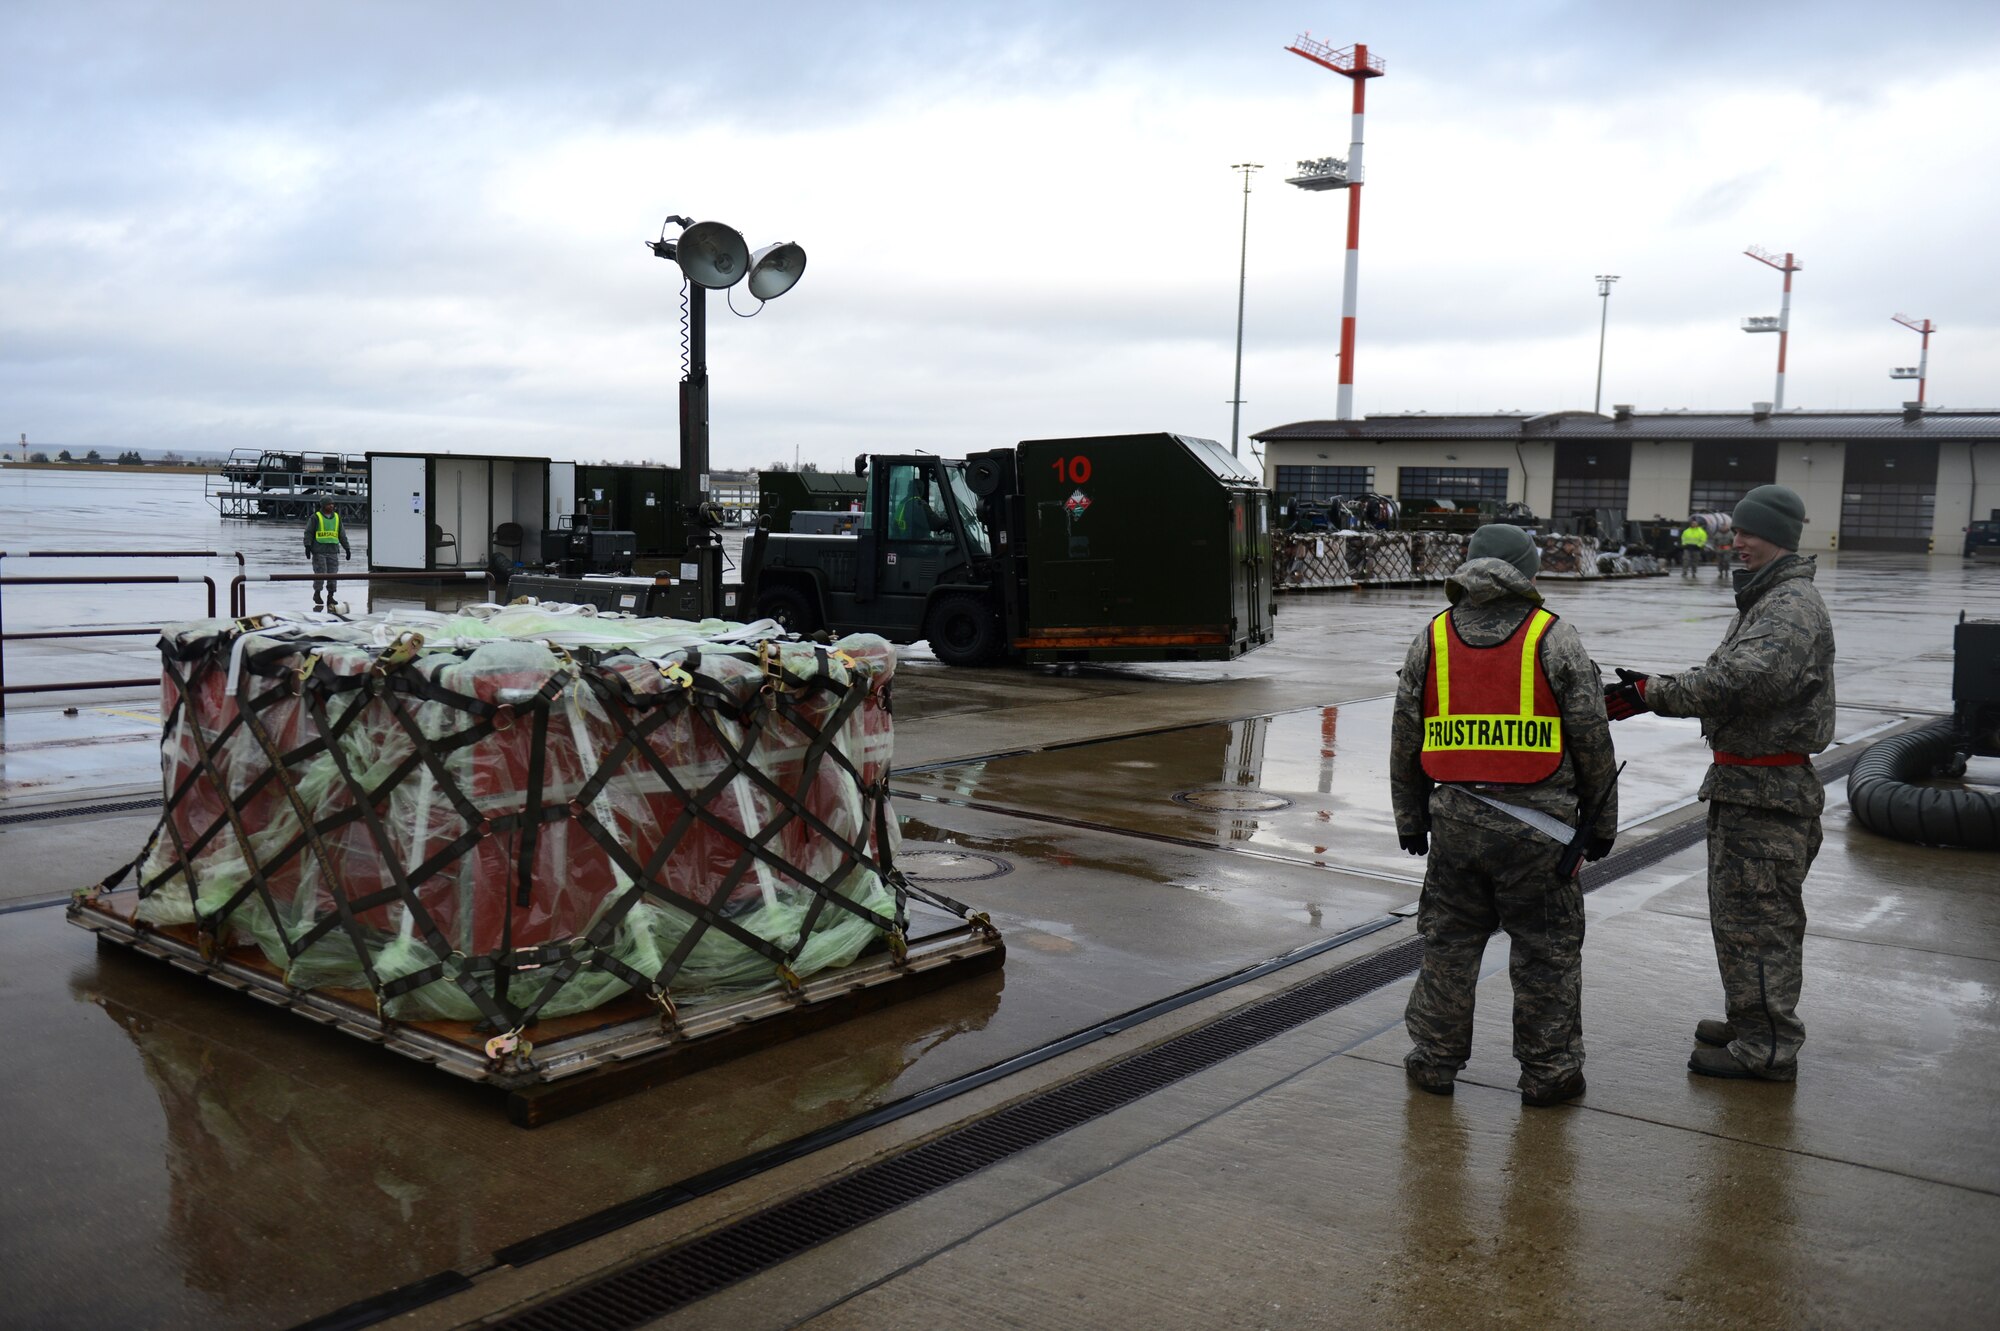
[743,432,1276,667]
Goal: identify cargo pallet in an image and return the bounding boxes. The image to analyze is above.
[73,891,1003,1127]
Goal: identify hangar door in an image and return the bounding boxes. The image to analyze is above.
[1688,440,1777,516]
[1551,441,1629,522]
[1840,441,1937,552]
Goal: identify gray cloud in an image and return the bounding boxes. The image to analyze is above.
[5,0,1999,466]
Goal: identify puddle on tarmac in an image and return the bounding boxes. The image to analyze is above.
[895,700,1903,882]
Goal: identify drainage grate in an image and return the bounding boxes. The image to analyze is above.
[0,796,161,827]
[492,936,1425,1331]
[1172,787,1293,812]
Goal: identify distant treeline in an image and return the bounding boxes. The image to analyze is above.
[8,450,208,466]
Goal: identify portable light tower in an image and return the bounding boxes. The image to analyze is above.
[1890,313,1935,407]
[649,215,806,618]
[1741,246,1801,411]
[1285,34,1385,422]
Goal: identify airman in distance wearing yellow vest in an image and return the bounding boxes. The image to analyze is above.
[304,497,352,610]
[1680,519,1708,577]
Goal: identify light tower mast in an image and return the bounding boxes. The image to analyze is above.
[1228,163,1263,457]
[1285,34,1385,422]
[1593,275,1620,414]
[1890,313,1935,407]
[1741,245,1802,410]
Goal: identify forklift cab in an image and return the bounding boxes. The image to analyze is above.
[850,456,991,635]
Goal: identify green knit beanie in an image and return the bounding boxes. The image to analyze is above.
[1733,484,1806,549]
[1467,523,1540,578]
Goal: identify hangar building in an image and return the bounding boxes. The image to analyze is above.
[1254,406,2000,553]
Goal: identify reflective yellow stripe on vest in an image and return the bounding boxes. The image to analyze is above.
[315,512,341,543]
[1425,609,1560,753]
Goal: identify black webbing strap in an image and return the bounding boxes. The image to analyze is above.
[516,700,551,909]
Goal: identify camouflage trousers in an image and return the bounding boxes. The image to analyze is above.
[1404,811,1585,1093]
[310,548,341,594]
[1707,801,1821,1073]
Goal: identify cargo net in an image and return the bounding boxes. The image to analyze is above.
[104,606,976,1033]
[1277,531,1469,589]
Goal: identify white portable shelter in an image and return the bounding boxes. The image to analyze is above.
[367,452,559,572]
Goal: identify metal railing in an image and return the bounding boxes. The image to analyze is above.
[1,550,496,714]
[0,558,224,714]
[229,569,495,616]
[0,550,243,566]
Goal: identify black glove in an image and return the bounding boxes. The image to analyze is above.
[1583,835,1616,862]
[1602,668,1650,721]
[1399,831,1429,857]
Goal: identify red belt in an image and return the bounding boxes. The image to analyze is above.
[1713,751,1810,767]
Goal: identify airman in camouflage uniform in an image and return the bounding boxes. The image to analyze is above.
[1391,527,1620,1107]
[1604,484,1833,1081]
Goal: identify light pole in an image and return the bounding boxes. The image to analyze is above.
[1284,36,1385,421]
[1593,274,1619,413]
[649,214,806,617]
[1228,163,1262,457]
[1890,313,1935,407]
[1741,246,1802,411]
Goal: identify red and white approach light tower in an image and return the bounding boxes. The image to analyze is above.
[1890,314,1935,407]
[1741,245,1802,410]
[1285,34,1384,422]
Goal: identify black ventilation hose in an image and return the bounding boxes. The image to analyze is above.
[1847,723,2000,850]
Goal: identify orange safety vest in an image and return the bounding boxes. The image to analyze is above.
[1420,607,1564,784]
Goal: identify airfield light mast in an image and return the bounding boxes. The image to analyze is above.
[1228,163,1263,458]
[1593,275,1620,414]
[1285,35,1384,422]
[1741,245,1802,411]
[1890,313,1935,407]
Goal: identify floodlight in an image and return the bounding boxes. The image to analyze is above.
[746,242,807,301]
[676,220,750,288]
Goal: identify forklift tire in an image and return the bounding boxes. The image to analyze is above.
[927,594,1003,667]
[754,586,820,634]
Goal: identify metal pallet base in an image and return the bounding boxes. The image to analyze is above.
[70,891,1004,1127]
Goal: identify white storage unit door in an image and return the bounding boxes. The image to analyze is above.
[368,455,428,570]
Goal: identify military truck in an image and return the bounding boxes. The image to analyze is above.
[743,432,1275,667]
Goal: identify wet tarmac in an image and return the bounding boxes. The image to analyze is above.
[1,544,1997,1328]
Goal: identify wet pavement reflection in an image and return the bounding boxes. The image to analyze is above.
[896,701,1901,883]
[2,904,1000,1330]
[1379,1101,1584,1328]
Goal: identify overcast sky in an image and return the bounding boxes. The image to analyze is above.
[5,1,1997,469]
